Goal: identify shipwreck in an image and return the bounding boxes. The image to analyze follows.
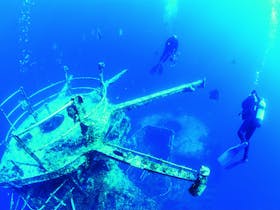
[0,63,210,209]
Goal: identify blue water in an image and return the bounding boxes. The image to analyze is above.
[0,0,280,209]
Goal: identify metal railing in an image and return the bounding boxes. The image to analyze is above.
[0,76,100,146]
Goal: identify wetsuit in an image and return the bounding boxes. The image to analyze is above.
[237,93,260,160]
[150,35,178,74]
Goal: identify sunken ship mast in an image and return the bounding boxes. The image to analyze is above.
[0,63,210,209]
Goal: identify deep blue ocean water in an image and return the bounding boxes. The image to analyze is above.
[0,0,280,209]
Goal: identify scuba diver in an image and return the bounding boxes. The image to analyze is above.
[237,90,266,161]
[218,90,266,168]
[150,35,178,74]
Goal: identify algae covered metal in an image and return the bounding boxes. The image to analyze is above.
[0,64,210,209]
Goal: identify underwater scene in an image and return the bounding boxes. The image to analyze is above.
[0,0,280,209]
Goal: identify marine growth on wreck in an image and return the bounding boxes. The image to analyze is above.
[0,64,210,209]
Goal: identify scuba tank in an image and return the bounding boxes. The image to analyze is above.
[255,98,266,126]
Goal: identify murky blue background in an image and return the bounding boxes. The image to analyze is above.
[0,0,280,209]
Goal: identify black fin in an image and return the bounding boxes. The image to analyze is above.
[150,63,163,74]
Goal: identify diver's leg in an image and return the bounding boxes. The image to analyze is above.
[242,123,256,161]
[238,121,251,161]
[245,125,256,140]
[242,142,249,161]
[158,63,163,74]
[150,63,163,74]
[237,121,247,142]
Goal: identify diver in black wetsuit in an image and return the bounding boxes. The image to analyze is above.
[238,90,266,161]
[150,35,179,74]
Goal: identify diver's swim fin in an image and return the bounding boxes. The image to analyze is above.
[218,142,248,167]
[150,63,163,74]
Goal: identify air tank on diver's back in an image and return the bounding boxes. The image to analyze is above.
[256,98,266,127]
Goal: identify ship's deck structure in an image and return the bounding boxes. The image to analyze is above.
[0,65,210,209]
